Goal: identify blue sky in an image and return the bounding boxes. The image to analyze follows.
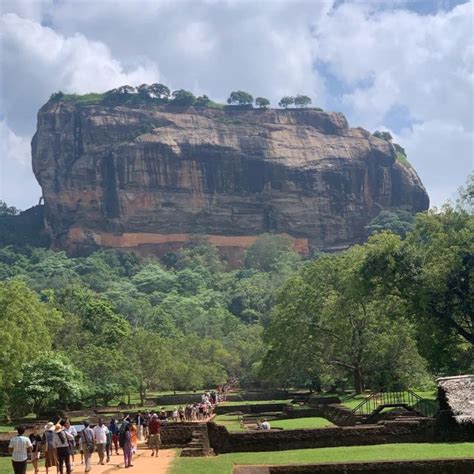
[1,0,473,209]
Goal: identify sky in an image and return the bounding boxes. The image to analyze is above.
[0,0,473,210]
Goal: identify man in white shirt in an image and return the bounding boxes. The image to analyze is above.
[9,425,32,474]
[261,419,271,430]
[93,419,109,465]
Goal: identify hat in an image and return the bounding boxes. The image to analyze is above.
[54,424,63,433]
[45,422,54,431]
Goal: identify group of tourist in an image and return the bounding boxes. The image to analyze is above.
[7,388,228,474]
[8,414,154,474]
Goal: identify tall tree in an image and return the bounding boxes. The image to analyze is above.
[278,96,294,108]
[227,91,253,105]
[0,280,62,414]
[294,95,312,107]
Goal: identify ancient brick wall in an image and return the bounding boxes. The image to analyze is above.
[207,419,436,454]
[234,459,474,474]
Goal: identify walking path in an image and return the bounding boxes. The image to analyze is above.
[31,448,176,474]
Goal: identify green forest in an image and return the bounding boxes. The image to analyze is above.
[0,178,472,419]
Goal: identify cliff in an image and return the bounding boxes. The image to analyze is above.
[32,100,429,261]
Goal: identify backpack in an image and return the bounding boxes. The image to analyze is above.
[118,427,127,448]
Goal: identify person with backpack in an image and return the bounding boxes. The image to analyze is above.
[42,422,58,474]
[81,421,94,473]
[109,418,120,456]
[53,423,74,474]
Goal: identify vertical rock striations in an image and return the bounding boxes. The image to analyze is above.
[32,100,429,260]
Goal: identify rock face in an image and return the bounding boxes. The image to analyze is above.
[32,101,429,261]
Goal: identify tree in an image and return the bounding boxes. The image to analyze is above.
[171,89,196,106]
[149,83,171,99]
[373,130,393,142]
[0,200,19,216]
[255,97,270,109]
[0,280,62,414]
[365,210,415,238]
[227,91,253,106]
[11,354,84,418]
[195,95,211,107]
[132,329,172,404]
[294,95,312,108]
[262,236,429,393]
[244,234,294,272]
[278,96,294,108]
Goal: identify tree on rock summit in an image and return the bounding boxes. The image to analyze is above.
[227,91,253,105]
[294,94,312,108]
[255,97,270,109]
[278,96,295,108]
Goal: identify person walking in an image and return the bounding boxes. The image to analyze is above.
[148,414,161,458]
[80,421,94,473]
[64,419,77,467]
[29,425,42,474]
[122,424,133,468]
[92,418,109,465]
[8,425,32,474]
[53,423,73,474]
[42,422,58,474]
[129,423,138,455]
[109,418,119,456]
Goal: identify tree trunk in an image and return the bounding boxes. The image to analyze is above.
[353,366,364,395]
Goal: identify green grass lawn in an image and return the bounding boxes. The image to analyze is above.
[272,417,333,430]
[215,414,333,431]
[214,414,246,431]
[0,457,44,474]
[222,399,291,407]
[170,443,474,474]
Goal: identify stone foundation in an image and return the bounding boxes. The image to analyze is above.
[233,459,474,473]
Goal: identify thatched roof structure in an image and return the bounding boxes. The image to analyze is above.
[437,375,474,424]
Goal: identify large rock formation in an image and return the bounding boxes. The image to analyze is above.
[32,99,429,261]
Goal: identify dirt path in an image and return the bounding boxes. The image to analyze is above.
[32,448,176,474]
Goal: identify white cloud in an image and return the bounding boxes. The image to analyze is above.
[397,120,473,206]
[315,1,474,205]
[0,13,159,135]
[0,0,472,209]
[0,121,41,209]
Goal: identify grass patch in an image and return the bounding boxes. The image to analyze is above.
[272,417,333,430]
[223,400,291,407]
[213,415,246,432]
[396,150,411,166]
[170,443,474,474]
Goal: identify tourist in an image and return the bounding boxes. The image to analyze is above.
[130,423,138,455]
[136,412,144,440]
[178,406,185,422]
[29,425,42,474]
[148,414,161,457]
[42,422,58,474]
[158,408,167,422]
[172,407,179,422]
[93,418,109,465]
[122,424,133,468]
[105,427,113,463]
[53,423,74,474]
[142,412,150,439]
[80,421,94,473]
[109,418,120,455]
[63,418,77,466]
[8,425,32,474]
[260,419,271,430]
